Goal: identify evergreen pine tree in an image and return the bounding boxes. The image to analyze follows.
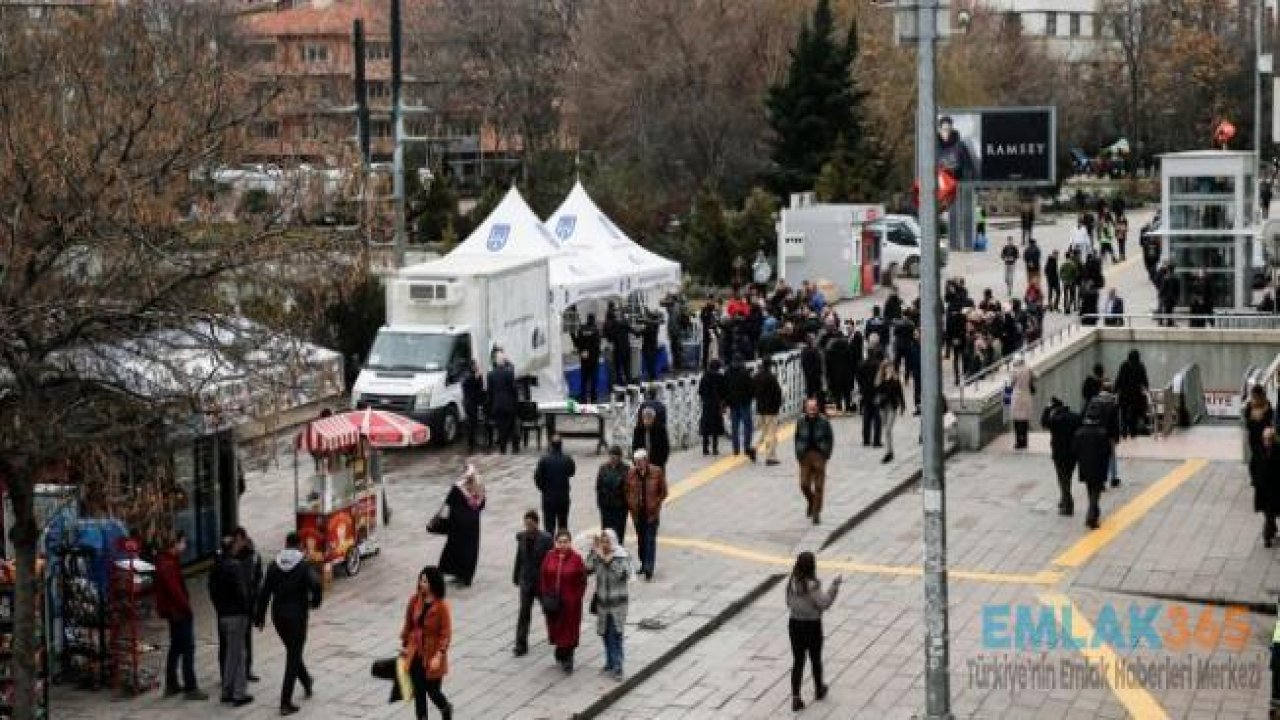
[766,0,881,196]
[414,165,459,245]
[730,187,779,260]
[687,182,732,286]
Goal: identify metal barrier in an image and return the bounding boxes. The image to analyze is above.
[1171,363,1206,427]
[602,349,805,451]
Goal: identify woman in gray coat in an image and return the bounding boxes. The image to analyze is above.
[786,551,841,712]
[585,528,631,681]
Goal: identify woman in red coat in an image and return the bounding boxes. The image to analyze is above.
[538,529,587,672]
[400,566,453,720]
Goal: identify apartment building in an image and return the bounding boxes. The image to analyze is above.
[238,0,500,186]
[976,0,1107,62]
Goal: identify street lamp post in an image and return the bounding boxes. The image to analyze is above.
[907,0,952,717]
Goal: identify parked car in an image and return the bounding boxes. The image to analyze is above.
[866,214,949,278]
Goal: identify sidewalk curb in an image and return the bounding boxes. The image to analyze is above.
[573,440,958,718]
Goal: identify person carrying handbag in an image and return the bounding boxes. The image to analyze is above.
[399,566,453,720]
[538,529,587,673]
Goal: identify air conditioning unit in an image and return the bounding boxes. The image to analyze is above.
[404,280,463,306]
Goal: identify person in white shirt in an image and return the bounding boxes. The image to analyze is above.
[1070,217,1093,259]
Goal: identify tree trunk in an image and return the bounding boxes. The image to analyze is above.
[9,477,39,720]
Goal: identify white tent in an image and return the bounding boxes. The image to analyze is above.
[546,181,682,296]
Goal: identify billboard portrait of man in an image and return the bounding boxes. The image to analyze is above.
[937,114,981,181]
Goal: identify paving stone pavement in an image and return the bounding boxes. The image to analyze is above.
[50,395,936,719]
[600,436,1280,719]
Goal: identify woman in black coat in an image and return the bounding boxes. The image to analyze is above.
[438,468,486,586]
[1249,427,1280,547]
[697,359,727,455]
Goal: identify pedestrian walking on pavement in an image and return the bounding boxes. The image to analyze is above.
[800,334,825,408]
[794,398,834,525]
[399,566,454,720]
[631,407,671,470]
[1045,250,1061,312]
[539,529,588,673]
[1251,428,1280,547]
[626,449,668,580]
[877,362,906,464]
[1073,402,1112,530]
[155,532,209,701]
[209,536,254,706]
[1023,238,1042,289]
[1115,350,1150,438]
[487,350,520,453]
[439,467,486,586]
[786,551,841,712]
[1008,354,1035,450]
[596,446,631,544]
[255,532,322,715]
[534,436,575,534]
[698,359,727,455]
[1000,237,1020,297]
[857,348,882,447]
[512,511,552,657]
[725,357,757,460]
[1060,251,1081,314]
[754,359,784,466]
[586,528,631,682]
[1041,397,1081,516]
[232,527,263,684]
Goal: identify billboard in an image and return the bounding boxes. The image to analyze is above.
[937,107,1057,187]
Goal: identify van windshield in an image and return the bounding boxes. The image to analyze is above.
[366,331,453,372]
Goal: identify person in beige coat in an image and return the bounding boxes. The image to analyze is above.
[1008,354,1036,449]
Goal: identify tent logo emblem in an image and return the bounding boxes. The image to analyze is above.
[555,216,577,241]
[486,224,511,251]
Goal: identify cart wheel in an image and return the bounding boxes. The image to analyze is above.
[344,546,361,577]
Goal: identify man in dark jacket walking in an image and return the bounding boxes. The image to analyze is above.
[595,446,631,543]
[1041,398,1081,516]
[155,532,208,701]
[255,532,322,716]
[604,307,633,385]
[231,527,262,684]
[534,435,576,533]
[857,352,882,447]
[800,335,824,407]
[824,332,854,411]
[512,510,553,657]
[209,537,254,706]
[794,398,834,525]
[725,359,756,461]
[753,360,784,465]
[1044,250,1061,312]
[1074,402,1113,529]
[487,351,520,453]
[1114,350,1150,438]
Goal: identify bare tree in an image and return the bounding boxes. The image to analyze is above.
[0,5,352,717]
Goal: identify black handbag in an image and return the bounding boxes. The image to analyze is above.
[589,595,599,615]
[426,499,450,536]
[370,656,397,680]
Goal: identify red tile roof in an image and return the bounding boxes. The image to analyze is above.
[241,0,391,38]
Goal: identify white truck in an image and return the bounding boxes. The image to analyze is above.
[351,254,552,444]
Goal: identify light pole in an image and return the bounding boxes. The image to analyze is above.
[1255,0,1264,223]
[907,0,952,717]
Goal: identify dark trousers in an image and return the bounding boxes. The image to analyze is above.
[165,616,197,692]
[1121,402,1145,438]
[612,347,631,386]
[542,499,570,534]
[789,618,824,697]
[1013,420,1029,449]
[1266,512,1278,544]
[1048,283,1061,310]
[951,348,964,385]
[862,402,882,445]
[600,506,628,546]
[464,404,482,451]
[635,518,659,576]
[1085,481,1103,527]
[1053,457,1075,511]
[642,350,659,382]
[581,359,600,403]
[1064,284,1078,313]
[493,411,517,453]
[274,615,312,707]
[554,646,576,666]
[409,656,450,720]
[515,589,537,653]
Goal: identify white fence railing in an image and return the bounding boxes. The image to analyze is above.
[604,349,805,450]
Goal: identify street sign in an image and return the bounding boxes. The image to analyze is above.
[937,107,1057,187]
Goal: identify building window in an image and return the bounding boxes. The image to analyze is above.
[1045,12,1057,36]
[303,44,329,64]
[1069,13,1081,36]
[366,43,391,61]
[301,120,324,140]
[371,120,392,138]
[252,121,280,140]
[367,82,390,100]
[246,44,276,63]
[1001,12,1022,35]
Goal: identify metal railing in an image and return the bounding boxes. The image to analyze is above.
[604,349,805,450]
[957,312,1280,401]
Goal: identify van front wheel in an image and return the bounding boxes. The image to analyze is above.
[435,405,460,446]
